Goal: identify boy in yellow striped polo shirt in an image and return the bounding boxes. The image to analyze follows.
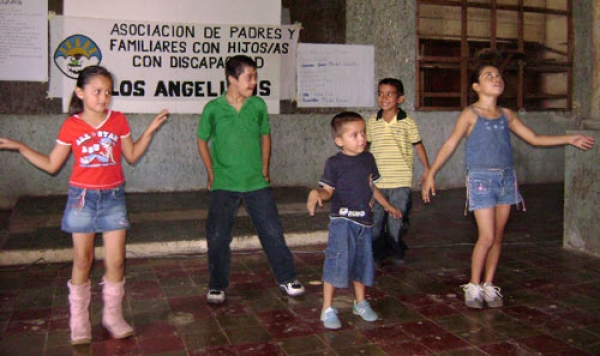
[367,78,431,266]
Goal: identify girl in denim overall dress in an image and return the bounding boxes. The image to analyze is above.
[421,64,595,309]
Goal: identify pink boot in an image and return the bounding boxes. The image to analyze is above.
[67,280,92,345]
[101,277,134,339]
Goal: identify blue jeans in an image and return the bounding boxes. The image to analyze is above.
[372,187,411,261]
[206,188,297,290]
[323,218,375,288]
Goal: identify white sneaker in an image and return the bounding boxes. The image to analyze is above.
[481,283,503,308]
[279,279,305,296]
[206,289,225,304]
[461,283,483,309]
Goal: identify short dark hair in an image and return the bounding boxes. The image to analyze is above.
[330,111,364,138]
[378,78,404,96]
[225,55,256,84]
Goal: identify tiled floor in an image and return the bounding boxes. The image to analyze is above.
[1,184,600,355]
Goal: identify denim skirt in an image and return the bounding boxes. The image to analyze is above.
[61,185,130,233]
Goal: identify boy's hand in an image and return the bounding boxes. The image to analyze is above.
[385,205,402,219]
[307,189,322,216]
[205,171,214,190]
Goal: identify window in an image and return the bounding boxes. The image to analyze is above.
[416,0,572,111]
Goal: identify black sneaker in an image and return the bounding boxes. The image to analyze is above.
[279,279,305,296]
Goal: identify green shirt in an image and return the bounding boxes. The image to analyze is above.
[197,93,270,192]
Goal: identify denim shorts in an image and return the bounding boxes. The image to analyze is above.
[466,168,522,211]
[323,218,375,288]
[61,185,130,233]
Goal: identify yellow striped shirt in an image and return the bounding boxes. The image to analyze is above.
[366,113,422,188]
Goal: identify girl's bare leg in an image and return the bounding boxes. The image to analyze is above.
[71,233,96,284]
[102,229,127,282]
[323,282,335,310]
[484,204,511,283]
[472,207,496,284]
[353,281,366,303]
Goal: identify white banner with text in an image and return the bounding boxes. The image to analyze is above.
[50,16,301,114]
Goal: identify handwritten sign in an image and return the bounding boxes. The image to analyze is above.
[0,0,47,81]
[297,43,374,108]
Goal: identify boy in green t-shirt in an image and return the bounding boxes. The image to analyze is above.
[197,55,304,303]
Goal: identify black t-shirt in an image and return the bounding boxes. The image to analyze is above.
[319,151,380,225]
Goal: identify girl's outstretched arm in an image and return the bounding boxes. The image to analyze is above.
[506,109,595,150]
[0,138,70,174]
[122,109,169,164]
[421,108,475,203]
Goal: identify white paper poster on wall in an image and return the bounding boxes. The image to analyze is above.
[0,0,48,81]
[297,43,374,108]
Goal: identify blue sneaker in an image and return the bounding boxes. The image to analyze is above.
[352,300,378,322]
[320,307,341,329]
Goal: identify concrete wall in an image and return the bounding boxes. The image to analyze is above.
[564,130,600,258]
[574,1,595,119]
[592,0,600,118]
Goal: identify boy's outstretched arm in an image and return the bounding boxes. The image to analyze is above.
[122,109,169,164]
[373,187,402,219]
[307,186,333,216]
